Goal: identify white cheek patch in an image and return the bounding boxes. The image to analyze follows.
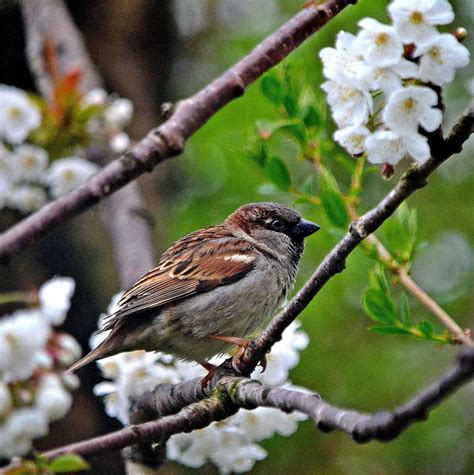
[224,254,255,263]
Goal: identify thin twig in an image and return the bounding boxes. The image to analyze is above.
[0,0,357,264]
[365,231,472,346]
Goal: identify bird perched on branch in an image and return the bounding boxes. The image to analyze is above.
[70,202,320,385]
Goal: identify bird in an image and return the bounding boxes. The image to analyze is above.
[69,202,320,385]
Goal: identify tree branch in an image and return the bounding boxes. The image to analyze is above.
[227,347,474,442]
[238,105,474,372]
[0,0,357,264]
[5,346,468,466]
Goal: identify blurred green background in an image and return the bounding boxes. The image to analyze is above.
[0,0,472,473]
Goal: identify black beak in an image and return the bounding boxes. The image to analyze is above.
[293,219,320,238]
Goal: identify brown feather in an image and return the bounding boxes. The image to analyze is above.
[101,226,257,331]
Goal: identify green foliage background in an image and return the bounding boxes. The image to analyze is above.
[153,1,473,473]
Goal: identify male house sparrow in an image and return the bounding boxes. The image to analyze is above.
[70,203,319,382]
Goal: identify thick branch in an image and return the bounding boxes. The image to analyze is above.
[228,347,474,443]
[21,0,156,286]
[0,0,356,263]
[41,393,237,461]
[5,346,469,466]
[239,105,474,371]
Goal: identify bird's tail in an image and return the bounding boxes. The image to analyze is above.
[68,339,118,373]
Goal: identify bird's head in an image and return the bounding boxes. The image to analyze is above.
[226,202,320,257]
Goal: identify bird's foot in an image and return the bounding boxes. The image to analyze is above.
[199,361,217,389]
[208,335,267,375]
[209,334,250,373]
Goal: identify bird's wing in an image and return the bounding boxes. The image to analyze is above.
[104,226,257,326]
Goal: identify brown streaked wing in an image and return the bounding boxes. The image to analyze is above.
[108,226,257,321]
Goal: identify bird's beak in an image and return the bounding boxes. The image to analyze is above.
[293,219,320,238]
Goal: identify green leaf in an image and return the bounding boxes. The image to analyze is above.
[399,292,411,326]
[283,95,298,117]
[246,143,267,168]
[416,321,434,337]
[396,202,410,228]
[265,156,291,191]
[283,123,306,146]
[369,267,389,293]
[321,189,349,229]
[300,107,320,128]
[49,454,90,473]
[261,75,283,104]
[369,325,411,335]
[255,119,291,136]
[302,175,315,195]
[319,166,340,193]
[383,218,412,258]
[362,288,397,324]
[407,208,418,241]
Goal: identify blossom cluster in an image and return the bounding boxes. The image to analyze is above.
[0,277,81,458]
[92,294,309,473]
[320,0,469,170]
[0,85,133,214]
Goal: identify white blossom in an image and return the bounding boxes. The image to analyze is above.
[358,58,419,95]
[8,186,47,214]
[39,276,76,325]
[0,277,78,459]
[45,157,99,198]
[334,125,370,155]
[109,131,130,153]
[0,85,41,144]
[209,430,267,474]
[321,80,373,127]
[355,18,403,67]
[319,32,364,84]
[81,88,108,107]
[415,33,470,86]
[35,373,72,421]
[11,144,48,181]
[231,405,307,441]
[168,424,222,468]
[94,351,180,424]
[0,408,48,458]
[105,98,133,128]
[388,0,455,45]
[0,310,51,382]
[55,333,82,366]
[383,85,442,135]
[365,129,431,165]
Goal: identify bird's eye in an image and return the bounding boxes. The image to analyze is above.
[270,219,285,231]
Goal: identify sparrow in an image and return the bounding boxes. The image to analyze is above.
[70,202,320,384]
